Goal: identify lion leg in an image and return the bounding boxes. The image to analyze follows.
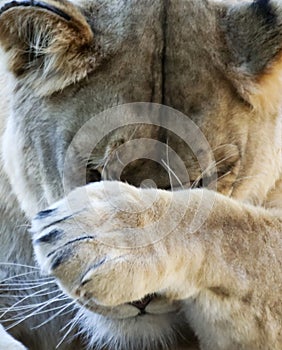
[31,181,282,350]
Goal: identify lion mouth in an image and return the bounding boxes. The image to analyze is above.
[83,293,179,320]
[128,294,157,315]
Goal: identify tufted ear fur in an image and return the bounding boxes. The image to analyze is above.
[221,0,282,112]
[0,0,97,96]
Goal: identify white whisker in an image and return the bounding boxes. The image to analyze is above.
[5,295,72,331]
[56,305,81,349]
[16,224,31,229]
[0,279,55,287]
[0,280,57,291]
[3,301,69,324]
[0,288,51,319]
[1,277,54,284]
[116,151,125,167]
[191,152,239,189]
[162,159,183,190]
[0,293,67,314]
[209,171,232,187]
[128,125,140,141]
[165,138,174,191]
[234,175,260,183]
[0,263,39,270]
[0,271,41,284]
[33,300,76,330]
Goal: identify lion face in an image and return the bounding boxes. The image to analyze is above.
[1,0,282,349]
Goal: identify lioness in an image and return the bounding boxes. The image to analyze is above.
[0,0,281,349]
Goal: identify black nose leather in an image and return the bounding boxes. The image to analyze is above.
[129,294,155,311]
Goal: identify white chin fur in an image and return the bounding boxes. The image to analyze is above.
[78,309,185,350]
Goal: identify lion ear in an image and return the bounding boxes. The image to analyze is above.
[222,0,282,111]
[0,0,96,95]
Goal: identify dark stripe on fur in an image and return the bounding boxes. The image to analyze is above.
[0,0,71,21]
[34,228,64,244]
[50,250,73,270]
[47,235,96,258]
[39,214,74,232]
[80,258,107,286]
[37,209,86,232]
[35,208,57,219]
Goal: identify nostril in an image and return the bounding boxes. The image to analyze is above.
[129,294,155,311]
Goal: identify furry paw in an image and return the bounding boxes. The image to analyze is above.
[31,181,172,307]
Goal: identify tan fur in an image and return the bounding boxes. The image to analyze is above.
[250,53,282,114]
[0,0,282,350]
[0,0,97,96]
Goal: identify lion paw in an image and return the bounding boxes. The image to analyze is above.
[31,181,170,307]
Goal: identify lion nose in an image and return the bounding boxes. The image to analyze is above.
[129,294,155,311]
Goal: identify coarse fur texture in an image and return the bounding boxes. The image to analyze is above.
[0,0,282,349]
